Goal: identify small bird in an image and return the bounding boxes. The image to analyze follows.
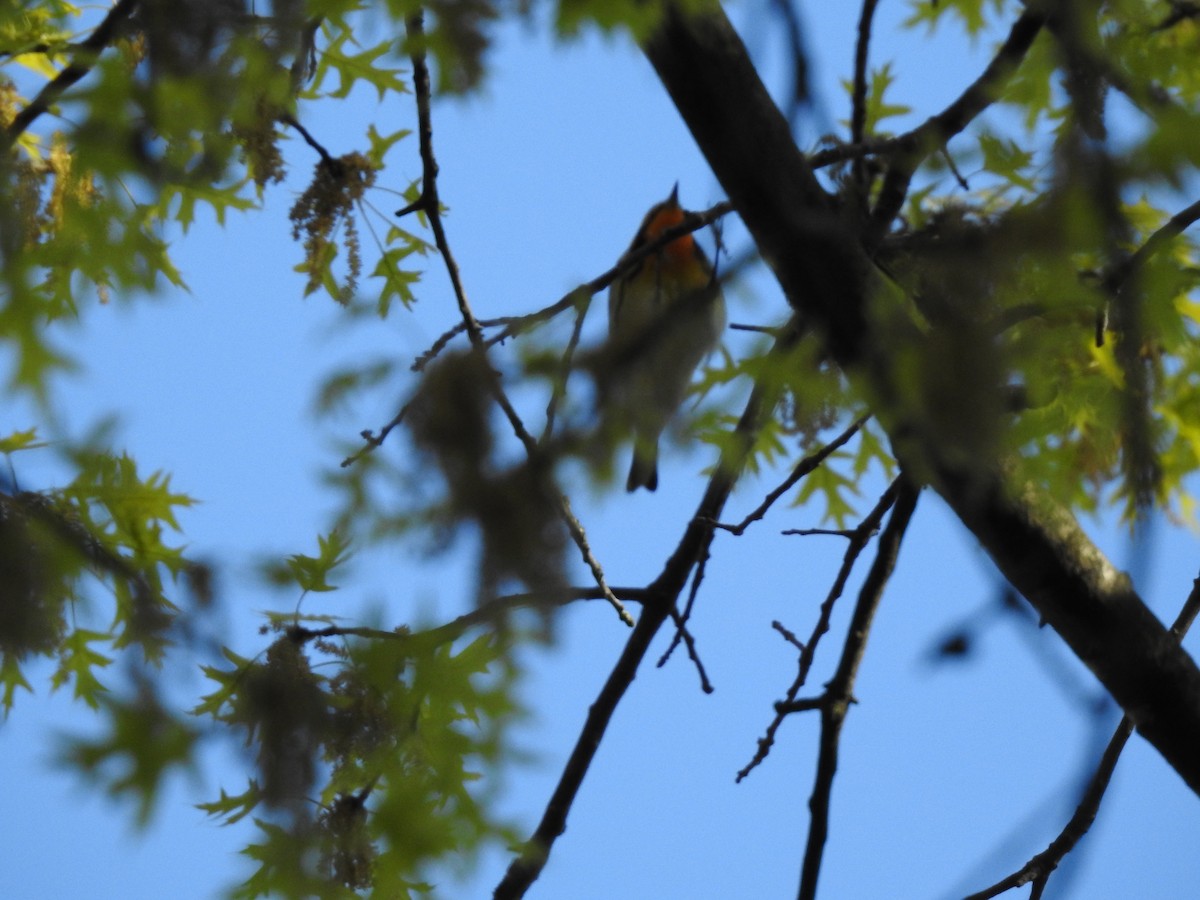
[605,185,726,491]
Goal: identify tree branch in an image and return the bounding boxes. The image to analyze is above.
[407,200,734,373]
[403,14,631,627]
[642,3,1200,796]
[737,477,901,782]
[798,476,919,900]
[1106,195,1200,293]
[964,572,1200,900]
[865,10,1045,247]
[849,0,882,199]
[494,320,803,899]
[2,0,140,151]
[716,413,869,536]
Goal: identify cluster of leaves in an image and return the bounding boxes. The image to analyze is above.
[814,0,1200,524]
[0,439,198,705]
[194,613,521,896]
[0,2,519,896]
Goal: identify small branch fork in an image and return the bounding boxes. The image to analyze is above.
[398,13,631,627]
[662,413,871,685]
[802,10,1045,238]
[963,572,1200,900]
[797,477,919,900]
[736,475,903,783]
[340,196,732,469]
[865,10,1045,247]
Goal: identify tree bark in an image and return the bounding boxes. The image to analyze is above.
[642,4,1200,794]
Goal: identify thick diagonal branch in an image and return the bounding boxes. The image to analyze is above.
[642,4,1200,794]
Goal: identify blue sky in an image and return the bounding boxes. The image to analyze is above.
[2,4,1199,899]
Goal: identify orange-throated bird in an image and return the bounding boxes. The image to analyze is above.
[605,185,726,492]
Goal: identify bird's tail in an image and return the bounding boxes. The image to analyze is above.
[626,444,659,492]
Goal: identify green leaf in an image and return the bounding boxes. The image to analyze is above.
[197,780,263,826]
[276,531,353,593]
[364,123,410,168]
[841,63,912,136]
[0,427,46,454]
[313,30,409,101]
[50,629,113,709]
[977,132,1036,191]
[0,655,33,714]
[794,456,860,528]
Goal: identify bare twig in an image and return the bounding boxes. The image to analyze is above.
[717,414,870,536]
[737,477,901,782]
[768,0,811,121]
[963,572,1200,900]
[655,515,716,681]
[782,527,857,538]
[541,302,590,443]
[772,619,805,651]
[280,112,336,167]
[339,401,410,467]
[402,14,631,627]
[3,0,140,151]
[1106,195,1200,293]
[850,0,882,198]
[775,696,826,714]
[798,477,919,900]
[663,603,714,693]
[288,584,654,652]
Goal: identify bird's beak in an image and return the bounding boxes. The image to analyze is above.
[667,182,680,208]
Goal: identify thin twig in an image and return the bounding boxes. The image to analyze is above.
[775,696,825,714]
[768,0,811,122]
[1106,195,1200,292]
[850,0,882,197]
[409,201,734,373]
[402,14,631,627]
[541,301,591,444]
[664,604,714,693]
[737,477,901,782]
[782,527,857,538]
[772,619,805,651]
[717,414,870,536]
[280,112,336,167]
[941,145,971,191]
[288,584,654,652]
[655,515,716,681]
[963,572,1200,900]
[798,477,919,900]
